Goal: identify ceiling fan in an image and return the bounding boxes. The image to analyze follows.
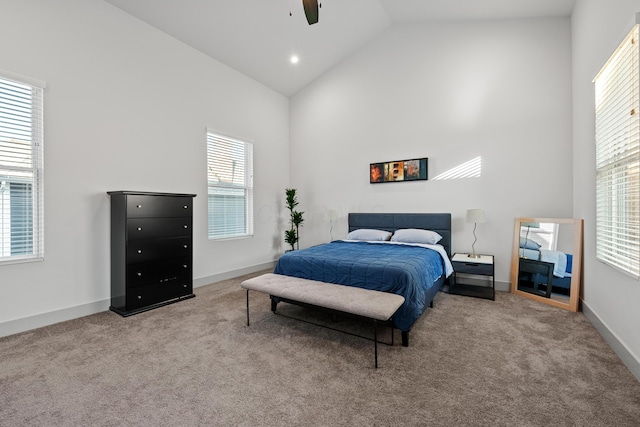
[291,0,321,25]
[303,0,321,25]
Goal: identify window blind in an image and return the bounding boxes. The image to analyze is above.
[206,131,253,239]
[594,24,640,278]
[0,73,44,264]
[520,222,559,251]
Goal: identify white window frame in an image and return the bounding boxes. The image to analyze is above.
[0,70,45,265]
[520,223,559,251]
[206,129,253,240]
[593,23,640,278]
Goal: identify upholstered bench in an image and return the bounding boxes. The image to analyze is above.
[240,273,405,368]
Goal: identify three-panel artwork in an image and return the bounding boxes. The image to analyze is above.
[370,158,428,183]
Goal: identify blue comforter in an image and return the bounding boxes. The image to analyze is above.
[273,240,445,331]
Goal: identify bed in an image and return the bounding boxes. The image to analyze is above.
[519,239,573,292]
[273,212,452,346]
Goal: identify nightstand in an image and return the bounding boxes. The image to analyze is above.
[449,253,495,300]
[517,258,554,298]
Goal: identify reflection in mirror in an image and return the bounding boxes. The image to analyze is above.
[510,218,583,312]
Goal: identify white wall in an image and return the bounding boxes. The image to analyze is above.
[290,18,573,285]
[572,0,640,373]
[0,0,289,334]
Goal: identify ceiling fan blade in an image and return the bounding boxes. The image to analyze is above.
[302,0,319,25]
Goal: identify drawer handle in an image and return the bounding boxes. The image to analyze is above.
[183,244,188,249]
[137,249,142,254]
[136,204,142,209]
[183,284,187,288]
[183,205,188,209]
[137,272,142,277]
[137,295,142,300]
[465,263,479,267]
[182,264,188,268]
[183,225,188,229]
[137,227,142,231]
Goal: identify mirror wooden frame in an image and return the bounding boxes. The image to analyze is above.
[510,217,583,312]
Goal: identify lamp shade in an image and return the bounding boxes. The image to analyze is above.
[466,209,486,224]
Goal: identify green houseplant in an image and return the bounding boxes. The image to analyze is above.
[284,188,304,250]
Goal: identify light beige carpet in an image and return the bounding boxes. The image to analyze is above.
[2,270,639,426]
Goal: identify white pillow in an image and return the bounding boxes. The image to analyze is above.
[346,228,392,241]
[391,228,442,245]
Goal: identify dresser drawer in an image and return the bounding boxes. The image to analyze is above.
[127,195,193,218]
[453,261,493,276]
[126,281,193,311]
[127,257,192,288]
[127,218,192,241]
[126,236,191,264]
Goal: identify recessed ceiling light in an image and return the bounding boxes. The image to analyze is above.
[290,55,299,64]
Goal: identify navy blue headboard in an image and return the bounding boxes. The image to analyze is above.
[348,213,452,257]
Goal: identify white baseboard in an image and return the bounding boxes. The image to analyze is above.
[192,261,276,288]
[495,280,510,292]
[0,261,276,339]
[0,299,110,339]
[582,300,640,383]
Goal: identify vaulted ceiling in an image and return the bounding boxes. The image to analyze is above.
[104,0,576,96]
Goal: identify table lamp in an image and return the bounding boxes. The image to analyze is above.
[466,209,486,258]
[324,209,337,241]
[520,221,540,258]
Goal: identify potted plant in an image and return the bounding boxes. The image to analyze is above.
[284,188,304,250]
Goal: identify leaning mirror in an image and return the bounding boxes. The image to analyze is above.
[510,217,583,312]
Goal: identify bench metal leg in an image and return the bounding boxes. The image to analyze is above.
[374,319,378,369]
[249,293,398,369]
[246,290,250,326]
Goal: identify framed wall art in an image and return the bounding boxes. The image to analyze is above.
[370,158,428,183]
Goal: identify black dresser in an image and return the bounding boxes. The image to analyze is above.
[108,191,196,316]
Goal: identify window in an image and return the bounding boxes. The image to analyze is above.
[0,72,44,264]
[520,222,559,251]
[594,24,640,278]
[206,130,253,239]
